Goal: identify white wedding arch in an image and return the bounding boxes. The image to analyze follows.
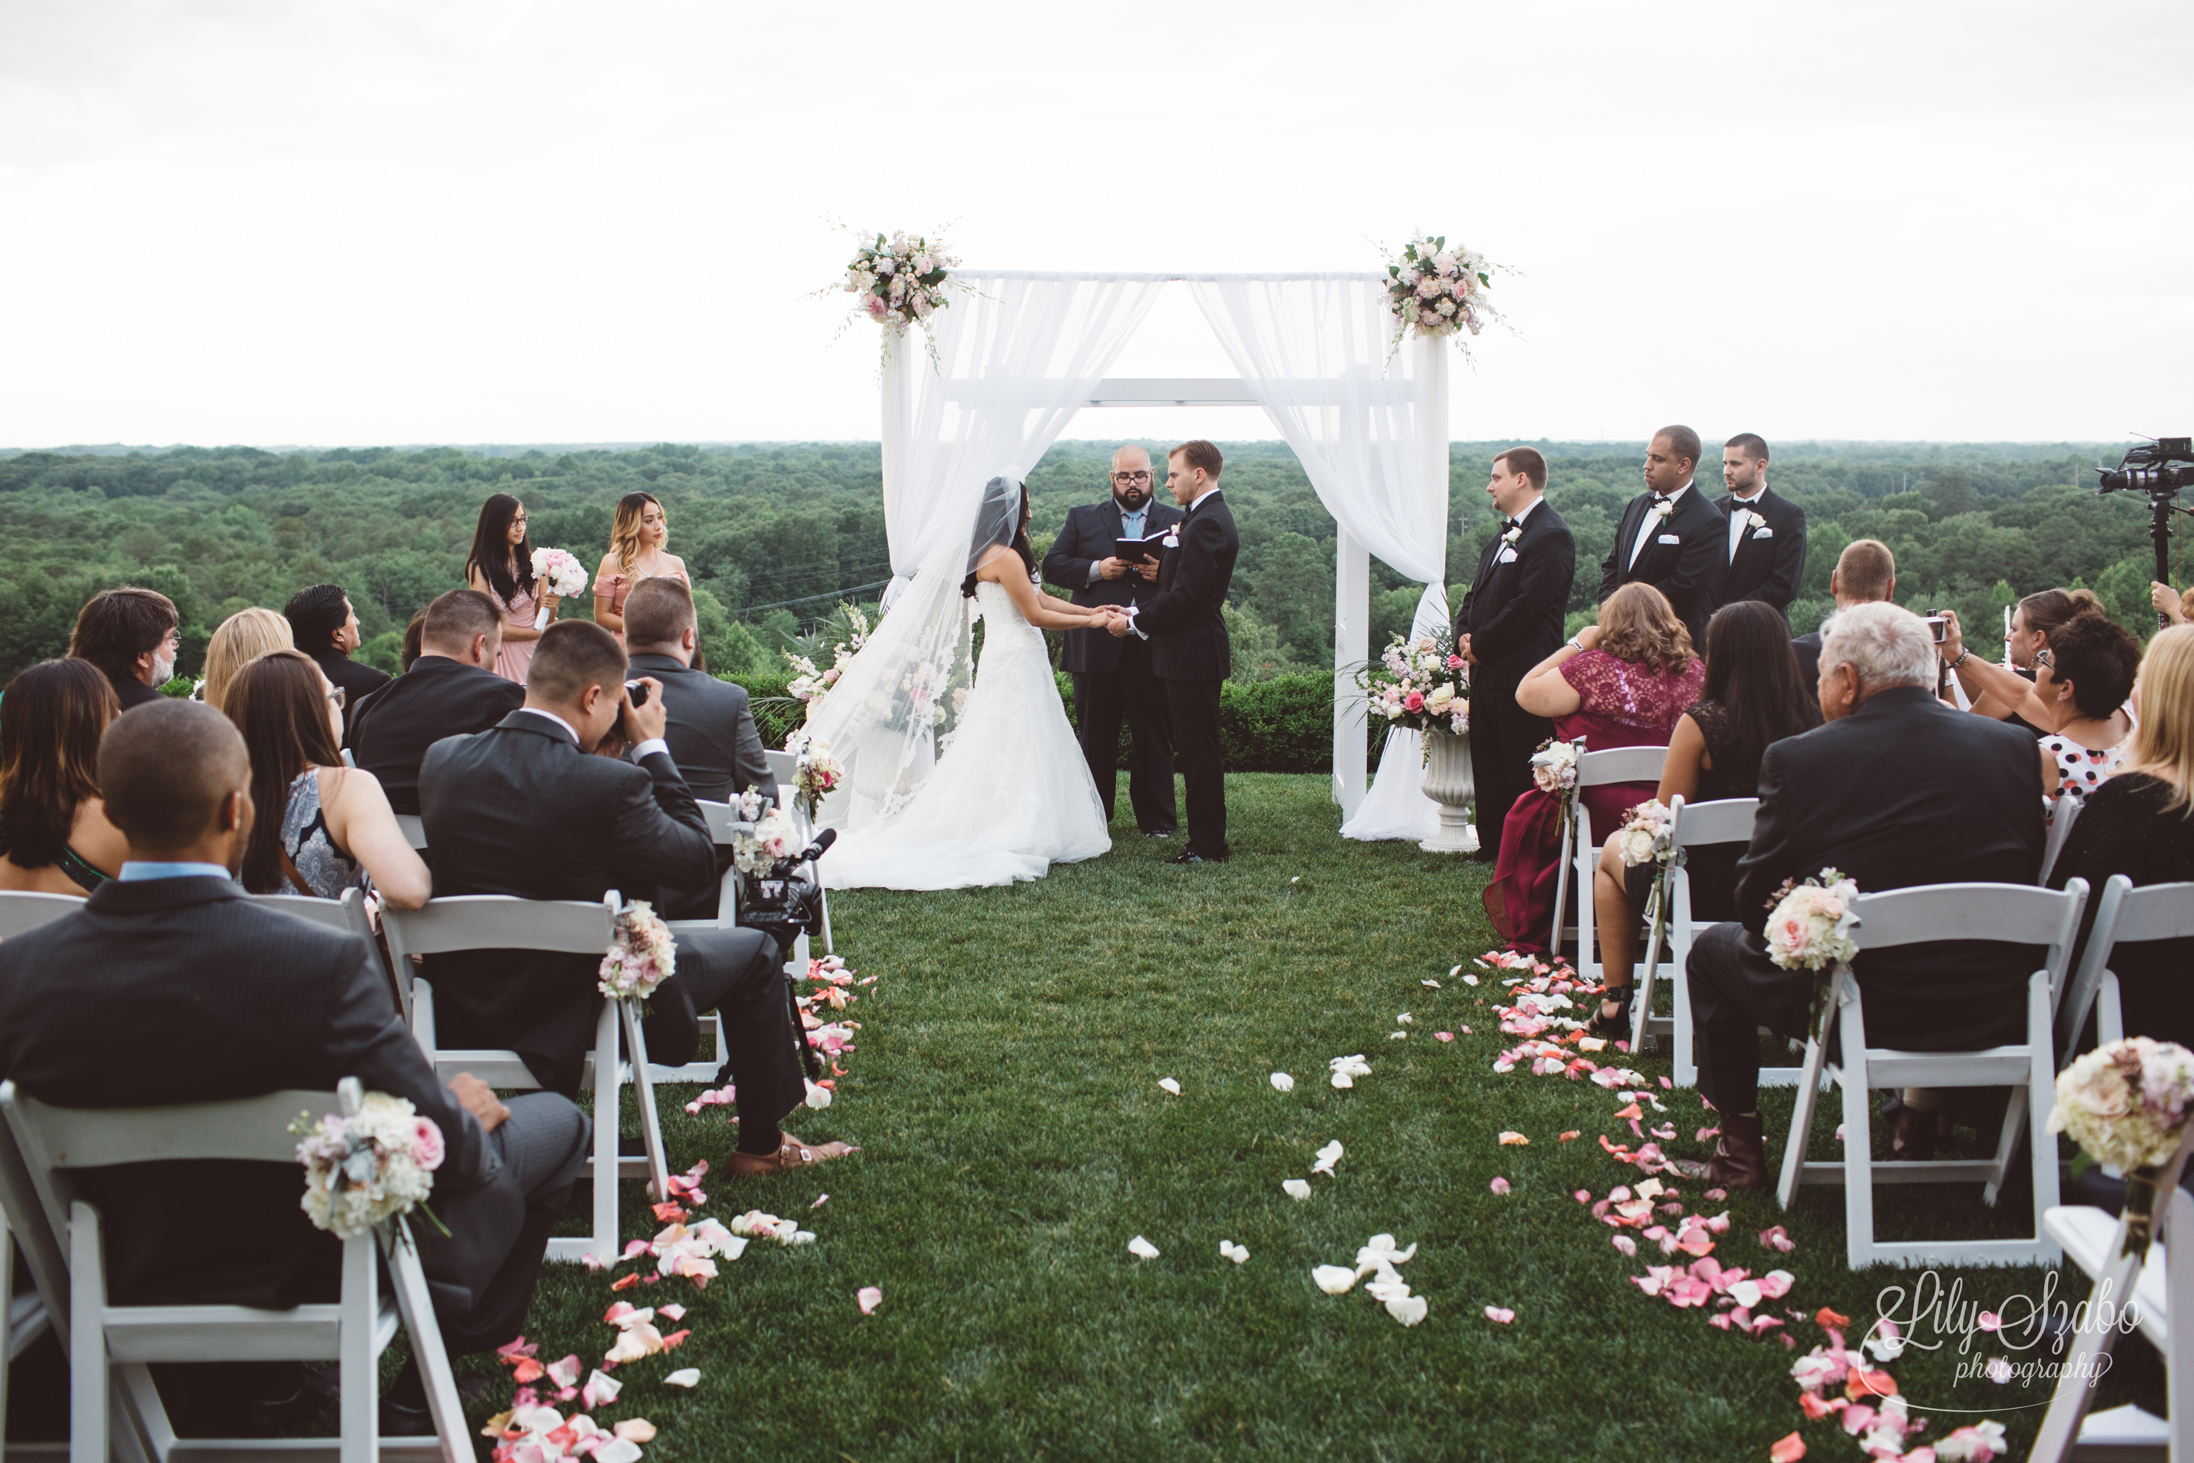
[871,270,1456,839]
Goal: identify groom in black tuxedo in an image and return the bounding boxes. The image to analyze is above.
[1456,447,1576,856]
[1598,424,1725,649]
[1040,444,1183,836]
[1711,433,1808,620]
[1115,440,1238,863]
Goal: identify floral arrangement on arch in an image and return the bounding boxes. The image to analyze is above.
[1382,234,1500,353]
[291,1092,445,1241]
[598,900,678,1006]
[1356,628,1468,747]
[783,604,870,716]
[835,230,961,353]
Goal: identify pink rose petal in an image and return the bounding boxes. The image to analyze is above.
[857,1285,884,1316]
[1484,1306,1515,1324]
[1612,1235,1637,1256]
[1489,1176,1511,1195]
[1575,1189,1593,1203]
[1435,1031,1455,1042]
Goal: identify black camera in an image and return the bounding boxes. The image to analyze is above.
[624,679,651,708]
[740,828,835,957]
[2098,438,2194,496]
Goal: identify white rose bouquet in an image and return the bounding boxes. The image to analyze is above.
[1382,233,1503,356]
[1616,799,1676,869]
[2050,1037,2194,1254]
[598,899,678,1005]
[528,547,589,630]
[1761,868,1861,972]
[1355,629,1469,745]
[1529,738,1579,795]
[291,1092,445,1241]
[733,807,799,876]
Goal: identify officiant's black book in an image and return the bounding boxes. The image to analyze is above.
[1114,530,1173,564]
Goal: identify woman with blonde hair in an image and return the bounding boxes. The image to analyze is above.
[199,606,294,711]
[2049,624,2194,1048]
[0,659,128,894]
[1483,583,1706,953]
[592,491,688,645]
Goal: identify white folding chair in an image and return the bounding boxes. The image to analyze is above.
[1775,880,2089,1268]
[382,894,669,1267]
[392,815,428,852]
[765,750,831,960]
[652,800,759,1083]
[2038,791,2083,886]
[2,1209,55,1462]
[2028,1120,2194,1462]
[0,1077,466,1463]
[2057,875,2194,1067]
[1546,742,1667,983]
[0,891,85,941]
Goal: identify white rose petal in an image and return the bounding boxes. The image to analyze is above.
[1727,1279,1763,1309]
[1422,979,1441,988]
[1127,1235,1161,1259]
[804,1079,833,1109]
[1397,1013,1414,1025]
[1385,1295,1430,1326]
[1282,1178,1313,1200]
[1269,1072,1295,1092]
[664,1368,701,1388]
[1157,1078,1181,1096]
[1310,1140,1344,1175]
[1219,1240,1250,1264]
[1312,1264,1358,1294]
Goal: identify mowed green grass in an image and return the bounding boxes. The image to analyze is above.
[485,774,2158,1462]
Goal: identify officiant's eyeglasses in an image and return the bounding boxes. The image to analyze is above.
[1112,470,1152,483]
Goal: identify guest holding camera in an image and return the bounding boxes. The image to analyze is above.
[1938,588,2126,741]
[0,659,128,895]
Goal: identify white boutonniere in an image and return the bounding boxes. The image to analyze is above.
[1501,524,1522,548]
[1651,497,1674,522]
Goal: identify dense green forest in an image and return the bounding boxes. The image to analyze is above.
[0,438,2176,689]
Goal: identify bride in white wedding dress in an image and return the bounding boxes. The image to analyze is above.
[818,477,1124,891]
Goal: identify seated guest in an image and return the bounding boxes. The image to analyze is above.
[1939,588,2126,741]
[623,577,773,803]
[1686,603,2046,1188]
[2049,625,2194,1049]
[0,699,586,1431]
[1587,602,1821,1035]
[2030,610,2142,808]
[1791,539,1894,686]
[200,606,293,712]
[419,620,846,1174]
[1483,583,1706,953]
[399,606,430,672]
[284,582,391,719]
[67,585,180,711]
[0,659,128,894]
[224,650,431,908]
[347,589,526,814]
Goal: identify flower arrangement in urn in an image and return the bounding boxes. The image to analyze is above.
[1382,234,1501,353]
[1357,628,1468,750]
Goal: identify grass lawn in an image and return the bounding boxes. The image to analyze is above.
[484,773,2157,1461]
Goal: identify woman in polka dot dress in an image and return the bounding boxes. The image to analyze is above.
[2031,612,2145,815]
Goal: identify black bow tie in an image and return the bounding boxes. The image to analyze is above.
[1503,517,1522,531]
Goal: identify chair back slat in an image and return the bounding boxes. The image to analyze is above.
[247,892,357,935]
[695,800,757,843]
[382,893,617,961]
[0,891,84,941]
[1671,797,1758,850]
[2113,880,2194,943]
[394,813,429,850]
[1849,881,2086,954]
[2039,795,2083,885]
[765,750,797,786]
[5,1085,334,1169]
[1576,746,1666,788]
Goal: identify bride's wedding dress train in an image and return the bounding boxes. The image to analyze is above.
[822,579,1111,890]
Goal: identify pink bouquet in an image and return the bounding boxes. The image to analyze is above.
[1762,868,1860,972]
[529,547,590,629]
[598,900,677,1004]
[290,1092,443,1240]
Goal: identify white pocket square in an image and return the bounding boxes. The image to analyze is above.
[1750,526,1773,539]
[1496,546,1519,564]
[1656,532,1681,545]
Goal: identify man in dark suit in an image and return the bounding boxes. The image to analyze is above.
[286,583,393,718]
[1040,444,1185,837]
[346,588,526,814]
[1598,424,1725,649]
[1116,440,1238,864]
[1711,433,1807,619]
[1455,447,1576,858]
[1685,603,2045,1188]
[1791,539,1896,686]
[621,577,773,803]
[0,699,588,1430]
[417,620,842,1176]
[67,585,179,711]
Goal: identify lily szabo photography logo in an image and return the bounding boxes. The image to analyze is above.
[1869,1270,2131,1410]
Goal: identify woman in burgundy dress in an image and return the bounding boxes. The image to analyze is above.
[1483,582,1704,958]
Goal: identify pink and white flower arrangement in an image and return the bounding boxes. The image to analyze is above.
[783,605,868,714]
[837,230,960,343]
[529,548,590,630]
[2049,1037,2194,1174]
[1529,738,1579,795]
[792,739,843,819]
[1382,234,1502,354]
[291,1092,443,1240]
[1357,629,1468,742]
[1616,799,1676,869]
[1762,868,1861,972]
[732,807,799,876]
[598,900,678,1005]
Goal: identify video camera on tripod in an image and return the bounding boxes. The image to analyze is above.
[2096,438,2194,630]
[741,827,835,958]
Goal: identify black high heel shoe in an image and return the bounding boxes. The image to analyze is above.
[1586,985,1634,1040]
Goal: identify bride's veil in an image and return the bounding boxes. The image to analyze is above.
[800,476,1026,836]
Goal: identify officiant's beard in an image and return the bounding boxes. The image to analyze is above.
[1114,485,1150,511]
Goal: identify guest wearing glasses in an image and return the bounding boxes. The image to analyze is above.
[2028,612,2141,808]
[223,649,430,908]
[0,659,128,895]
[466,493,558,685]
[67,586,181,711]
[1041,446,1184,837]
[593,491,689,647]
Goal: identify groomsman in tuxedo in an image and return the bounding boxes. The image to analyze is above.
[1040,445,1184,837]
[1114,440,1238,864]
[1456,447,1576,857]
[1598,424,1725,649]
[1711,434,1807,620]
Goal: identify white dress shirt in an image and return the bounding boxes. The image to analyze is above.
[1726,489,1766,562]
[518,705,668,762]
[1628,480,1694,571]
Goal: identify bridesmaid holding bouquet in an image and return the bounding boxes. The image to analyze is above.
[593,491,689,646]
[465,493,563,685]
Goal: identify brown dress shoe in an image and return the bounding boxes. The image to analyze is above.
[724,1132,857,1176]
[1706,1111,1768,1190]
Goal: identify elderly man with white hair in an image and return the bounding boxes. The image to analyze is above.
[1685,601,2047,1188]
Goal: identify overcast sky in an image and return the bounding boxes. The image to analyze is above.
[2,0,2187,450]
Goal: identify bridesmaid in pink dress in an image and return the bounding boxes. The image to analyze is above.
[463,493,564,685]
[593,491,689,648]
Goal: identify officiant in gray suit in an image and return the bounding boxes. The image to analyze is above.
[1041,445,1184,837]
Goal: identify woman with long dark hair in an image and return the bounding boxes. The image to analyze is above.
[593,491,689,645]
[1585,600,1823,1035]
[0,659,128,895]
[466,493,557,684]
[223,649,429,907]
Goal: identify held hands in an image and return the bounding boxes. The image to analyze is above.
[1099,605,1133,638]
[448,1072,510,1134]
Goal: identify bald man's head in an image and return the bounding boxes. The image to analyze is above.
[99,698,251,854]
[1109,444,1153,510]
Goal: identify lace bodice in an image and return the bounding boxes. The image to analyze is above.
[1559,649,1705,732]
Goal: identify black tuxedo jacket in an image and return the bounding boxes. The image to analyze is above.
[1040,498,1185,675]
[0,876,515,1312]
[346,653,527,814]
[1731,686,2046,1049]
[1136,492,1238,683]
[419,712,716,1094]
[1712,487,1808,615]
[1455,500,1575,691]
[627,652,773,803]
[1598,486,1725,648]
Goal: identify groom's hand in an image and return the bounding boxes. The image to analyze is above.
[1107,610,1131,638]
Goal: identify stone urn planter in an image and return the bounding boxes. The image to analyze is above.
[1418,725,1479,854]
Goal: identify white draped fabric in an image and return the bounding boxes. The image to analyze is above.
[1337,582,1449,843]
[880,274,1166,607]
